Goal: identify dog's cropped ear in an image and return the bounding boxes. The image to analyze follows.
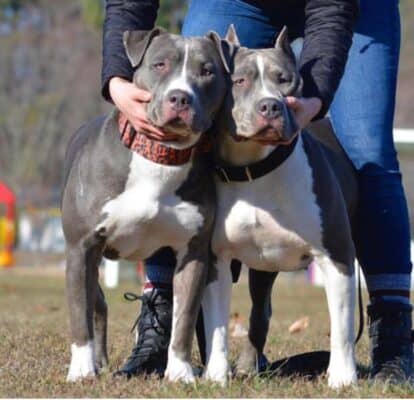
[206,24,241,74]
[290,37,303,64]
[123,27,166,68]
[274,26,296,62]
[225,24,240,47]
[206,30,231,73]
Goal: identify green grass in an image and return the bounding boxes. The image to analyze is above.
[0,267,413,397]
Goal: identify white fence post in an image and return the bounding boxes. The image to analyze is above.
[104,258,119,288]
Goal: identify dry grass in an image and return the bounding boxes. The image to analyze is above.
[0,267,413,398]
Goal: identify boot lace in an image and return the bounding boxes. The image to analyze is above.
[123,291,171,363]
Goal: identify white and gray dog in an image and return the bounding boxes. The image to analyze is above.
[61,28,229,383]
[200,26,358,388]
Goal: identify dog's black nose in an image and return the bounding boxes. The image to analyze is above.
[256,98,282,120]
[168,90,192,111]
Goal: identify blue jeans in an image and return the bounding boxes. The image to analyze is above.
[330,0,411,279]
[146,0,411,291]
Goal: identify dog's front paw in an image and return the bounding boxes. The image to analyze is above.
[204,355,229,386]
[327,364,357,388]
[67,342,97,382]
[235,341,258,376]
[94,350,109,372]
[165,354,195,384]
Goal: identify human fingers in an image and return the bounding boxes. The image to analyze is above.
[285,96,301,111]
[130,117,181,141]
[129,85,152,102]
[109,77,151,104]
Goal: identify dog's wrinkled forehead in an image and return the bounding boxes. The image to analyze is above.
[234,47,295,73]
[143,35,214,63]
[131,34,225,90]
[233,46,301,97]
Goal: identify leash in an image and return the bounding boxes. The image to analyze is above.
[355,263,364,344]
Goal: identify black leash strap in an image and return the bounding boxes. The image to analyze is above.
[355,264,364,344]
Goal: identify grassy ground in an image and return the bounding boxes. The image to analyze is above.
[1,267,413,398]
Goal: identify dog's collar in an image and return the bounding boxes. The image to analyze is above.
[215,135,298,183]
[118,112,209,166]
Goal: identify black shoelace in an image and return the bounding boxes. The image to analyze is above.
[123,291,171,362]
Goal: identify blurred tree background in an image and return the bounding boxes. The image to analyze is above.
[0,0,413,206]
[0,0,187,205]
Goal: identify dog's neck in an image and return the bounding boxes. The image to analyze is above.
[217,131,275,166]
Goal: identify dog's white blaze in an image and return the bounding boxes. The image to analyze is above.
[257,55,281,99]
[203,259,232,385]
[165,291,196,383]
[182,43,189,78]
[165,42,195,96]
[97,154,204,260]
[317,256,357,388]
[78,163,84,197]
[67,341,95,382]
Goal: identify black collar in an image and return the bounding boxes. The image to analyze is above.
[215,135,298,183]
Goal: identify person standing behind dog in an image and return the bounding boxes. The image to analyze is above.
[102,0,413,383]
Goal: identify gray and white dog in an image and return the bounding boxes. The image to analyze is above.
[61,28,229,383]
[201,26,358,388]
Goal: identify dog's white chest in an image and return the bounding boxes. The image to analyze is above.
[97,154,204,259]
[213,137,324,270]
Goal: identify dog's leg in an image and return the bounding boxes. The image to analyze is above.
[203,258,233,385]
[236,269,277,375]
[94,283,108,370]
[66,236,104,382]
[317,254,357,388]
[165,242,209,383]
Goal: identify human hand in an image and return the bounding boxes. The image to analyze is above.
[285,96,322,131]
[109,77,180,141]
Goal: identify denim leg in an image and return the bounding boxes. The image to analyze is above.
[143,247,176,291]
[182,0,278,47]
[330,0,411,298]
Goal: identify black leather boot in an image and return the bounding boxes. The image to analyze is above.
[114,290,172,378]
[368,300,413,383]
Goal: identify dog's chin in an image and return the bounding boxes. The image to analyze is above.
[163,132,202,150]
[156,120,202,149]
[232,125,291,146]
[162,117,191,134]
[251,126,284,145]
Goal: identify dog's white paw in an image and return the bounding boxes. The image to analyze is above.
[165,353,195,384]
[328,363,357,388]
[67,342,96,382]
[204,354,229,386]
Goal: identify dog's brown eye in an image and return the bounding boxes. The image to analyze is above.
[201,67,213,77]
[278,73,291,84]
[153,62,166,71]
[234,78,245,86]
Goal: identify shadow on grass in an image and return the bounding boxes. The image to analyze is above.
[258,350,369,381]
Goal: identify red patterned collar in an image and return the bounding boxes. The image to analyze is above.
[118,112,210,166]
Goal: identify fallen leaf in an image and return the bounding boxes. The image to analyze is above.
[231,322,248,338]
[230,312,248,338]
[288,316,309,334]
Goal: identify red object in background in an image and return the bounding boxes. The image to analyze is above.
[136,260,145,283]
[0,182,16,219]
[0,182,16,267]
